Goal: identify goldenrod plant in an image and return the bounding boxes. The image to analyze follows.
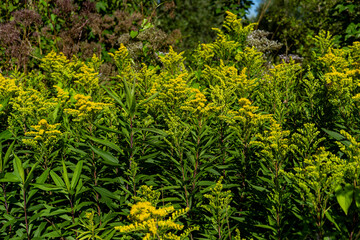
[282,148,346,239]
[201,177,234,240]
[2,10,360,240]
[115,185,198,240]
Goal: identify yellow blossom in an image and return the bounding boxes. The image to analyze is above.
[64,94,111,122]
[22,119,62,150]
[115,186,197,240]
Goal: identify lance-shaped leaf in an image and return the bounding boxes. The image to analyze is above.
[102,85,126,110]
[89,144,119,165]
[70,160,83,191]
[13,153,25,184]
[86,135,123,154]
[0,141,15,173]
[50,170,66,189]
[24,161,39,189]
[123,79,136,117]
[0,172,20,183]
[62,160,71,192]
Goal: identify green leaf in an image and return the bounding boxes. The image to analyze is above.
[62,160,71,192]
[255,224,277,232]
[102,86,125,110]
[93,122,122,134]
[354,187,360,208]
[50,13,57,22]
[86,135,123,154]
[0,172,21,182]
[13,153,25,184]
[322,128,344,141]
[32,183,63,191]
[335,184,353,215]
[24,162,39,189]
[89,145,119,166]
[36,168,51,184]
[70,160,83,191]
[95,1,107,12]
[93,186,120,201]
[0,141,15,173]
[50,170,65,189]
[138,92,159,106]
[101,229,116,240]
[0,130,12,140]
[130,30,138,38]
[325,209,341,231]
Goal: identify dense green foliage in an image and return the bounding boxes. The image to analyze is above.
[256,0,360,59]
[1,2,360,240]
[155,0,253,50]
[0,0,181,73]
[0,0,253,74]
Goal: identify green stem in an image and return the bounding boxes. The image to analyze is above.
[2,183,11,233]
[23,187,30,240]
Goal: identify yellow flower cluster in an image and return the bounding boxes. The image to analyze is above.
[202,61,256,113]
[54,85,70,104]
[203,176,233,214]
[133,185,161,206]
[194,43,215,65]
[85,211,94,220]
[223,11,256,38]
[147,73,190,113]
[8,87,57,134]
[73,63,100,94]
[129,201,175,222]
[64,94,111,122]
[0,74,18,99]
[251,120,291,161]
[337,130,360,179]
[164,113,190,149]
[318,48,350,71]
[282,147,346,213]
[195,11,256,65]
[11,87,56,117]
[317,42,360,117]
[136,63,162,100]
[222,98,272,137]
[22,119,62,148]
[203,61,251,89]
[181,88,213,116]
[323,66,353,102]
[40,51,69,73]
[350,41,360,68]
[109,43,132,77]
[159,46,187,76]
[40,51,101,94]
[115,200,191,239]
[235,46,265,77]
[86,54,103,72]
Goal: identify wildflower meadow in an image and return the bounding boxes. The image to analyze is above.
[1,1,360,239]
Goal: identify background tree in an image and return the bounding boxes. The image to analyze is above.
[155,0,254,51]
[254,0,360,59]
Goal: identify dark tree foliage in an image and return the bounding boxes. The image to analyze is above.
[155,0,254,51]
[0,0,180,73]
[255,0,360,59]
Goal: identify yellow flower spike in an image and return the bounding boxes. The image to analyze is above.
[159,46,187,76]
[116,187,197,239]
[64,94,112,122]
[22,119,62,152]
[109,43,132,79]
[0,74,18,99]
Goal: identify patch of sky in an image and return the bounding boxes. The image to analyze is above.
[156,0,261,18]
[248,0,262,17]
